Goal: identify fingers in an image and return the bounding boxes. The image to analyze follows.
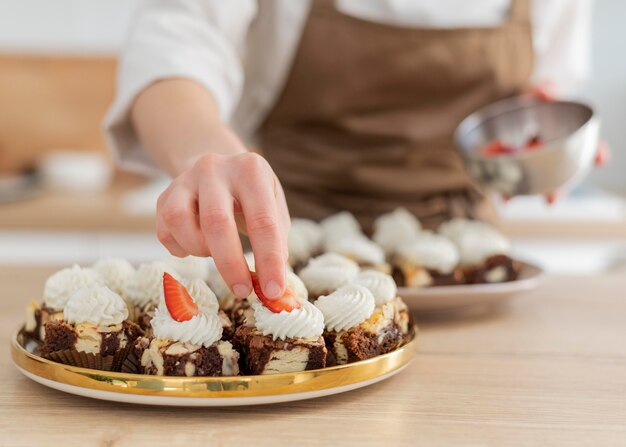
[197,178,251,299]
[595,140,611,166]
[157,180,211,257]
[232,153,287,299]
[545,189,566,205]
[531,81,557,102]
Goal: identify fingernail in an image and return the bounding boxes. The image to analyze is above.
[233,283,250,298]
[264,280,282,299]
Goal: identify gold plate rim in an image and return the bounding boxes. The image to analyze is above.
[11,327,418,399]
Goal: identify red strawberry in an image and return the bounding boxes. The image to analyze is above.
[480,139,516,157]
[163,272,199,322]
[526,135,542,151]
[250,271,300,313]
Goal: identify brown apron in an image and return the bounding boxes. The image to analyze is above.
[258,0,534,231]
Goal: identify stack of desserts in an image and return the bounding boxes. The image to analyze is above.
[288,209,521,287]
[25,253,414,376]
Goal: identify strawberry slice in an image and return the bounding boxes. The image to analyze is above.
[479,139,516,157]
[163,272,199,322]
[250,271,300,313]
[526,135,542,151]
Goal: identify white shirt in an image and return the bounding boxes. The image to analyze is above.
[105,0,592,173]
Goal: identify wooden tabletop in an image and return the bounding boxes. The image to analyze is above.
[1,265,625,446]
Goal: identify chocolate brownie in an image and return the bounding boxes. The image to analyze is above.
[324,323,402,367]
[233,325,326,375]
[463,254,521,284]
[39,321,77,355]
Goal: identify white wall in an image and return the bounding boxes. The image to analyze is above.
[0,0,624,191]
[581,0,626,193]
[0,0,140,54]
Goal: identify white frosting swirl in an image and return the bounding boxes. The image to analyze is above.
[124,262,179,308]
[164,255,210,281]
[353,270,397,306]
[288,218,323,264]
[251,299,324,341]
[438,219,510,266]
[396,231,460,273]
[91,258,135,296]
[44,264,103,310]
[320,211,362,242]
[298,253,359,295]
[324,234,385,265]
[454,227,511,266]
[64,285,128,326]
[373,208,422,255]
[183,278,220,313]
[244,252,256,270]
[314,284,375,332]
[151,306,223,347]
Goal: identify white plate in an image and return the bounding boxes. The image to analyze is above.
[12,328,417,407]
[398,261,544,312]
[15,365,410,407]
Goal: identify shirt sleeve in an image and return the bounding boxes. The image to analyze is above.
[104,0,257,174]
[531,0,593,97]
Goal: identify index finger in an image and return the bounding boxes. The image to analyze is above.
[233,159,287,299]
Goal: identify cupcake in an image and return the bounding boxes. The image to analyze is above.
[372,208,422,257]
[393,231,462,287]
[39,285,143,371]
[25,264,103,341]
[298,253,359,300]
[314,283,405,366]
[288,218,323,271]
[136,273,239,376]
[353,270,412,343]
[233,271,326,375]
[439,219,520,284]
[123,262,180,332]
[91,258,135,296]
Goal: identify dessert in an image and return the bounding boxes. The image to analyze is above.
[25,264,103,341]
[288,218,323,271]
[183,277,235,340]
[298,253,359,300]
[91,258,135,296]
[315,284,403,366]
[323,233,390,273]
[372,207,422,256]
[123,262,180,332]
[136,273,239,376]
[164,255,210,281]
[438,219,521,284]
[353,270,412,343]
[233,272,326,375]
[392,231,462,287]
[320,211,362,240]
[40,285,143,370]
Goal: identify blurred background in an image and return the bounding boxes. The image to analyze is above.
[0,0,624,273]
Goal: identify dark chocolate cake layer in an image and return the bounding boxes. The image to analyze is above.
[233,326,326,375]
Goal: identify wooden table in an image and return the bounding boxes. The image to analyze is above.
[1,266,625,446]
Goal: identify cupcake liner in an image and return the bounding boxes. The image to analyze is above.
[120,349,141,374]
[43,342,134,372]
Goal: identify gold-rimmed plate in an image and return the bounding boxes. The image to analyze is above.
[11,328,418,406]
[398,261,544,313]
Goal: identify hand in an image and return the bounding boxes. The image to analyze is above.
[156,152,291,299]
[503,84,611,205]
